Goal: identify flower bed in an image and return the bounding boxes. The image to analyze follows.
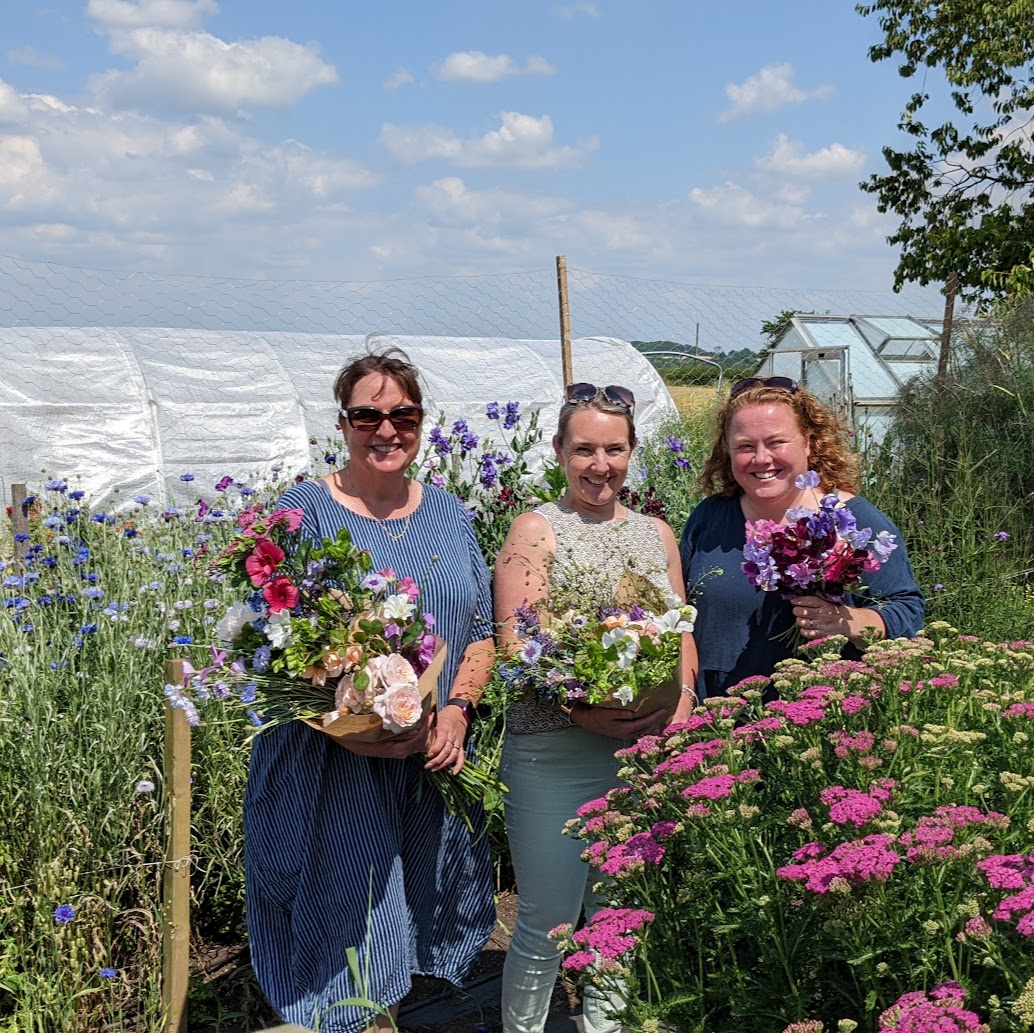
[555,627,1034,1033]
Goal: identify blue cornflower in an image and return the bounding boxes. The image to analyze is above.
[13,533,29,543]
[91,513,108,523]
[66,508,80,520]
[179,473,195,482]
[247,709,264,727]
[485,402,500,420]
[324,453,337,465]
[68,490,85,501]
[100,967,117,979]
[83,587,105,600]
[503,401,520,430]
[251,646,271,672]
[54,904,75,924]
[239,486,256,496]
[135,495,152,505]
[44,479,68,492]
[123,528,139,538]
[241,683,258,704]
[519,639,544,664]
[172,635,193,645]
[80,623,99,634]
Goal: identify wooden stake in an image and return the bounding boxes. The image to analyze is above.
[11,484,28,566]
[162,659,191,1033]
[936,271,958,386]
[556,256,573,386]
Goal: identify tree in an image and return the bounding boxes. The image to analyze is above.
[857,0,1034,302]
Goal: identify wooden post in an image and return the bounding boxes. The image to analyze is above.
[11,484,28,565]
[162,659,191,1033]
[556,256,573,386]
[936,271,958,385]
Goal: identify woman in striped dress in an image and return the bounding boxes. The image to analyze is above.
[243,349,496,1032]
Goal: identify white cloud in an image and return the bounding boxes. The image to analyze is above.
[7,47,65,71]
[384,68,415,91]
[688,181,809,230]
[413,176,568,227]
[436,51,555,83]
[86,0,218,31]
[554,2,598,17]
[755,134,865,178]
[719,63,833,122]
[381,112,597,169]
[88,27,338,114]
[0,79,31,123]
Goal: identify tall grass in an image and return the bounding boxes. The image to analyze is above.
[0,489,252,1030]
[863,304,1034,640]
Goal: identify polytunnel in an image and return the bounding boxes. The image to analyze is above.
[0,329,677,507]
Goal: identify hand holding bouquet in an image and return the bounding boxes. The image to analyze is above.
[741,471,898,646]
[184,503,505,824]
[497,594,696,720]
[742,472,897,602]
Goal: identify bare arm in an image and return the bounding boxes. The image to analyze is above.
[656,517,699,725]
[494,511,554,648]
[425,636,495,774]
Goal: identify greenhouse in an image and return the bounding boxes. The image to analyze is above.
[0,328,676,507]
[753,313,946,442]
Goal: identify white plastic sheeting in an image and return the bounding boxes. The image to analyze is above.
[0,329,676,507]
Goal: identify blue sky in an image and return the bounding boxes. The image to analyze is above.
[0,0,945,296]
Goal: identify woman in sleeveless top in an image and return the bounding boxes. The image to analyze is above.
[494,384,699,1033]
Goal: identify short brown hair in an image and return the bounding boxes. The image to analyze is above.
[698,384,859,497]
[332,342,423,411]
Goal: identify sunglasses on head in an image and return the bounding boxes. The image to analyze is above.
[342,405,423,431]
[564,382,636,411]
[729,376,799,399]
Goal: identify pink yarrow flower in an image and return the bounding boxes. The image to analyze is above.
[878,982,988,1033]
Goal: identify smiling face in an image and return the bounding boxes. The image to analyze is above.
[727,402,812,516]
[554,408,632,516]
[338,372,423,483]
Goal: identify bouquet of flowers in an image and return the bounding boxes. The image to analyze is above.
[742,471,898,603]
[187,504,504,823]
[498,587,696,716]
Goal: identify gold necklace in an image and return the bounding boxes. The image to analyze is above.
[340,471,412,542]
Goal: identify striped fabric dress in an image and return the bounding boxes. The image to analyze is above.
[243,479,496,1032]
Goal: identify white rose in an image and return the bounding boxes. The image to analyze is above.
[373,680,424,733]
[217,601,263,643]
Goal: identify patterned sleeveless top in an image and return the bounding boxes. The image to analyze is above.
[507,501,672,734]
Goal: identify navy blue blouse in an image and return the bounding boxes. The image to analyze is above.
[680,494,925,698]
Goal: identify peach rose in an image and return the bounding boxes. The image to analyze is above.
[373,681,424,733]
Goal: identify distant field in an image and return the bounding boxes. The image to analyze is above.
[666,383,719,415]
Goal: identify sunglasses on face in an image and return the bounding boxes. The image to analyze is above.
[564,382,636,411]
[342,405,423,431]
[729,376,799,399]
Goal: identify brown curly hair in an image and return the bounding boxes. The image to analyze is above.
[698,383,859,497]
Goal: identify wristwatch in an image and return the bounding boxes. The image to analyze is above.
[444,698,476,726]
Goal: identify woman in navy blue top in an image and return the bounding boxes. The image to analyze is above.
[680,377,924,698]
[244,349,495,1032]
